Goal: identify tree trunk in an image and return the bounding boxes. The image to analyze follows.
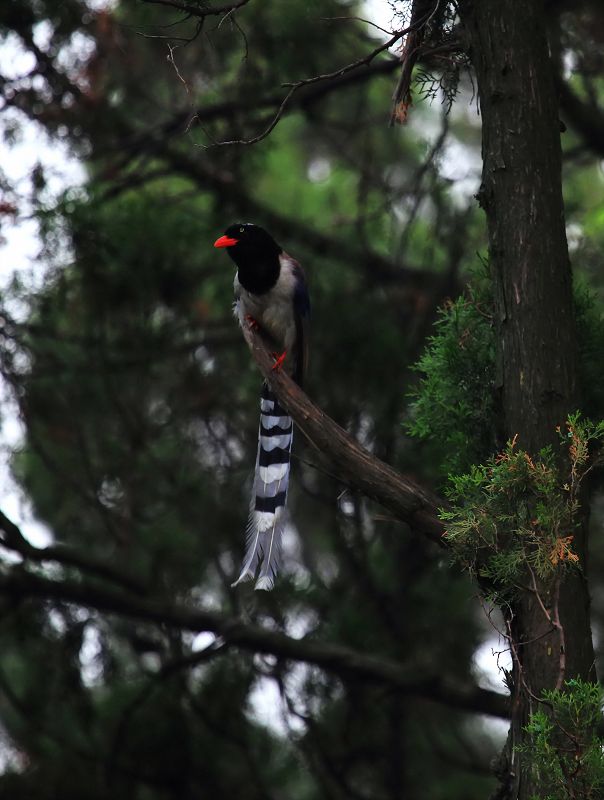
[458,1,596,798]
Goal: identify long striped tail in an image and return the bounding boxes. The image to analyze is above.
[232,383,293,591]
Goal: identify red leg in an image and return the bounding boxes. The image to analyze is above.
[245,314,260,331]
[271,350,287,372]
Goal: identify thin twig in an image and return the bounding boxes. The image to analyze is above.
[141,0,251,20]
[320,15,395,36]
[527,565,566,691]
[206,20,425,147]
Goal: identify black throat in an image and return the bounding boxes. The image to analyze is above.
[232,251,281,295]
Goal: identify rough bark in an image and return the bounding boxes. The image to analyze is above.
[459,1,596,798]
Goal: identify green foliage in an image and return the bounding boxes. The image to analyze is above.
[408,278,604,479]
[441,414,604,597]
[407,278,496,475]
[521,679,604,800]
[575,280,604,419]
[2,0,604,797]
[0,2,500,797]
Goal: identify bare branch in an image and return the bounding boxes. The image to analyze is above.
[117,57,400,155]
[0,568,509,719]
[209,85,298,147]
[240,325,446,545]
[0,509,145,593]
[320,15,396,36]
[140,0,251,19]
[210,20,426,146]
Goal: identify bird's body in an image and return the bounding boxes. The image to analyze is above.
[233,252,308,383]
[214,223,309,590]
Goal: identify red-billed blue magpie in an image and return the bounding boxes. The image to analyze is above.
[214,223,310,590]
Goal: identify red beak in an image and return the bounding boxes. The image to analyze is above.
[214,235,238,248]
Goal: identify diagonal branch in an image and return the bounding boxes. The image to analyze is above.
[240,324,446,545]
[0,568,509,719]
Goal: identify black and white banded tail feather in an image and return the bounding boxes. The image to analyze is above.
[232,383,293,590]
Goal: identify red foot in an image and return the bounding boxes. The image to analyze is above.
[271,350,287,372]
[245,314,260,331]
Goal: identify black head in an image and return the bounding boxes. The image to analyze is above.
[214,223,281,262]
[214,222,282,294]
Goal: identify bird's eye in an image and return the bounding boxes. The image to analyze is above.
[239,227,244,233]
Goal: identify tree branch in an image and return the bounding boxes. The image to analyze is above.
[0,509,146,593]
[240,324,446,545]
[212,27,410,146]
[129,56,401,148]
[140,0,251,19]
[212,6,458,147]
[0,568,509,719]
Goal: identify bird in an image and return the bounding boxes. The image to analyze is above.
[214,223,310,590]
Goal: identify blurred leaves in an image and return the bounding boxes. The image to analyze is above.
[0,0,602,798]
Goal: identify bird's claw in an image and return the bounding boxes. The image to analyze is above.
[271,350,287,372]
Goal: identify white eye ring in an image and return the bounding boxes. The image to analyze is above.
[239,227,244,233]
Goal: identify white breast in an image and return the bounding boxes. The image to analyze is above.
[234,254,298,352]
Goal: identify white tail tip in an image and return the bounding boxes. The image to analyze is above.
[254,577,275,591]
[231,569,254,588]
